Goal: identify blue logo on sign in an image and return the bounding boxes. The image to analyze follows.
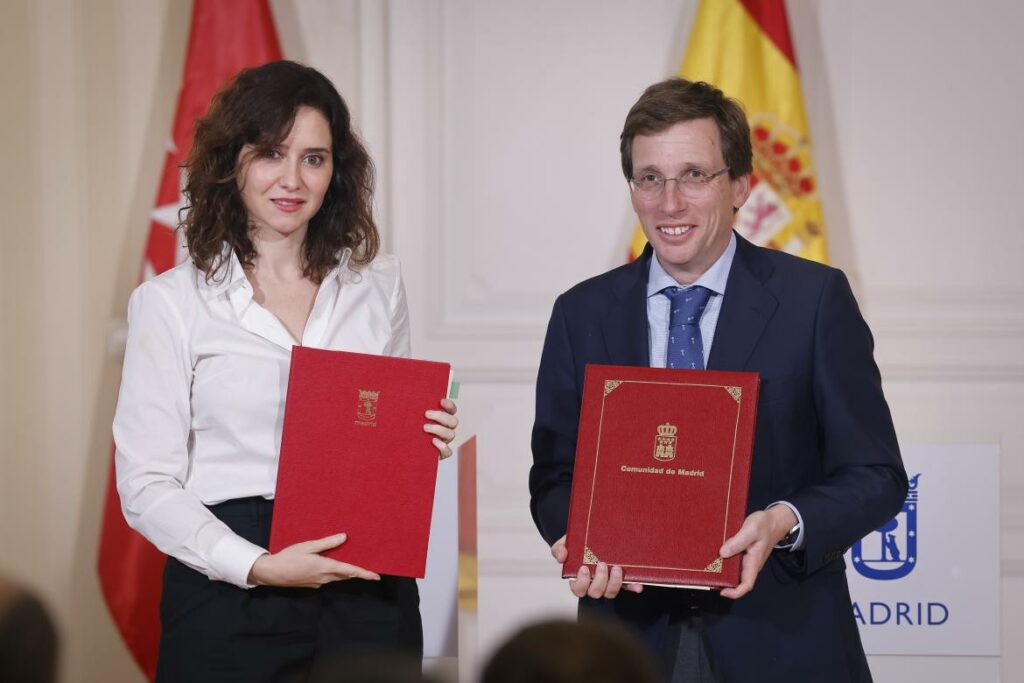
[852,473,920,580]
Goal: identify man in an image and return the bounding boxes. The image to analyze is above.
[529,78,907,682]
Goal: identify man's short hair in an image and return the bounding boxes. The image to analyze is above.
[619,78,753,181]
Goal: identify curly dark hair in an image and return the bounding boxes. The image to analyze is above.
[620,78,753,182]
[181,60,379,283]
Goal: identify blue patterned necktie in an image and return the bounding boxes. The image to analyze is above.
[662,285,713,370]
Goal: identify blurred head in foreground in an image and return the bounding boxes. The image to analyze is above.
[481,618,660,683]
[0,577,58,683]
[304,652,440,683]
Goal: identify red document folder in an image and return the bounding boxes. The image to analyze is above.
[269,347,451,578]
[563,365,759,588]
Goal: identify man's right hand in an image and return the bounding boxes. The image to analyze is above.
[248,533,381,588]
[550,535,643,599]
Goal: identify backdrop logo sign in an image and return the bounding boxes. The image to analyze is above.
[846,445,999,656]
[852,473,920,581]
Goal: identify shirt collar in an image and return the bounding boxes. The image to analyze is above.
[195,245,354,299]
[196,248,247,300]
[646,231,737,298]
[326,247,353,284]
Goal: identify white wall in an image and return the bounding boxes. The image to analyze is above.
[1,1,1021,681]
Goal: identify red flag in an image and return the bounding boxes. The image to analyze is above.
[97,1,281,678]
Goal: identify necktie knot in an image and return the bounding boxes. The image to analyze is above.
[661,285,713,371]
[662,285,713,329]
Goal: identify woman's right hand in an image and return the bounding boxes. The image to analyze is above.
[247,533,380,588]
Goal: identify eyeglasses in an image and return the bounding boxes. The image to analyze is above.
[629,167,730,199]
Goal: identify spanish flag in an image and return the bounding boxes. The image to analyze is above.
[629,0,828,264]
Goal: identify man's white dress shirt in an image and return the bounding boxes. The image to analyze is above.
[113,249,410,588]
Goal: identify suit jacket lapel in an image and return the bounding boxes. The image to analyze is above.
[600,246,651,367]
[707,234,778,371]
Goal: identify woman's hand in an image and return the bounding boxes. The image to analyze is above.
[425,398,459,460]
[247,533,380,588]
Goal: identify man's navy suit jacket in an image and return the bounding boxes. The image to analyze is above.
[530,234,907,682]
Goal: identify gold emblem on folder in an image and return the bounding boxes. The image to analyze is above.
[356,389,380,427]
[653,422,678,462]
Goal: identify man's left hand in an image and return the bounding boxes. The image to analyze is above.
[718,505,797,600]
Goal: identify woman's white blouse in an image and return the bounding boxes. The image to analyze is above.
[113,250,410,588]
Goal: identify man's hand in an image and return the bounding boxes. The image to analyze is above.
[718,505,797,599]
[550,535,643,599]
[248,533,381,588]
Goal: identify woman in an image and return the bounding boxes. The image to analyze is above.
[113,60,458,681]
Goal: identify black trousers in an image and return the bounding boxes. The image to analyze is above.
[156,497,422,683]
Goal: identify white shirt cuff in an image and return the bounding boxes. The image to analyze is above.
[208,533,269,589]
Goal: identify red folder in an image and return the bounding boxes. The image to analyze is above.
[563,365,759,588]
[269,347,451,578]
